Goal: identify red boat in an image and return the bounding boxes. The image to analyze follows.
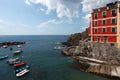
[14,62,25,67]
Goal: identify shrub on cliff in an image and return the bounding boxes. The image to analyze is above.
[67,29,88,46]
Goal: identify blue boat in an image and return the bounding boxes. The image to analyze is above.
[14,65,30,73]
[7,60,21,65]
[13,50,22,54]
[0,55,8,60]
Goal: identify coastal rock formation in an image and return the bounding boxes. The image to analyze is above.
[0,41,25,47]
[62,31,120,79]
[62,41,120,64]
[62,30,88,46]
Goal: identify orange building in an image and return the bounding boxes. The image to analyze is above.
[87,1,120,48]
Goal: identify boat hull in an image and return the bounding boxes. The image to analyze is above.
[16,69,30,77]
[14,62,25,67]
[0,55,8,60]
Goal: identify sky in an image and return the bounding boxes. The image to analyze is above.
[0,0,117,35]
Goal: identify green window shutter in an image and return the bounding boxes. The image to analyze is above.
[103,28,106,32]
[102,11,106,16]
[103,20,106,24]
[112,18,116,24]
[112,27,116,32]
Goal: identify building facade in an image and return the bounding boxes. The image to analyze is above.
[87,1,120,48]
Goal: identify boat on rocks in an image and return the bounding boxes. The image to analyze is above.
[0,55,8,60]
[13,50,22,54]
[16,69,30,77]
[14,62,25,67]
[7,57,19,62]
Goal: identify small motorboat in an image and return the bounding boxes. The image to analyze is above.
[14,62,25,67]
[15,65,30,73]
[17,45,22,48]
[8,60,21,65]
[7,57,19,62]
[13,50,22,54]
[0,55,8,60]
[16,69,30,77]
[2,45,8,48]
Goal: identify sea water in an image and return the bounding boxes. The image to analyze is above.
[0,35,108,80]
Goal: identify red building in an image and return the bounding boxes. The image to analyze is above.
[87,1,120,47]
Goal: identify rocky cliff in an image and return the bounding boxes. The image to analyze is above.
[62,29,88,46]
[62,41,120,64]
[62,30,120,64]
[62,28,120,79]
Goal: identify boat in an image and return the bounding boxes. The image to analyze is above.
[15,65,30,73]
[14,62,25,67]
[13,50,22,54]
[16,69,30,77]
[8,60,21,65]
[7,57,19,62]
[17,45,22,48]
[2,45,8,48]
[0,55,8,60]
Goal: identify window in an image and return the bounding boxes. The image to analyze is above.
[97,36,100,43]
[96,9,100,12]
[104,36,108,43]
[112,9,116,15]
[102,11,106,17]
[111,18,116,24]
[107,7,109,10]
[94,13,97,18]
[98,9,100,12]
[102,28,106,32]
[94,28,98,33]
[94,21,98,25]
[111,27,116,32]
[102,20,106,24]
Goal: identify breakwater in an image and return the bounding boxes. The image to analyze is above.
[0,41,25,47]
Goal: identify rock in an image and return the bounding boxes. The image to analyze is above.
[61,42,72,47]
[0,41,26,47]
[63,29,88,46]
[62,40,120,64]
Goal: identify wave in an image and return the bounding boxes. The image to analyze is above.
[54,46,66,50]
[55,42,61,45]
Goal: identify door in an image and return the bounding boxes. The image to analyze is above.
[97,36,100,43]
[104,36,108,43]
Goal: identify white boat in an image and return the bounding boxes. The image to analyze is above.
[3,45,8,48]
[13,50,22,54]
[7,57,19,62]
[16,69,30,77]
[17,45,22,48]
